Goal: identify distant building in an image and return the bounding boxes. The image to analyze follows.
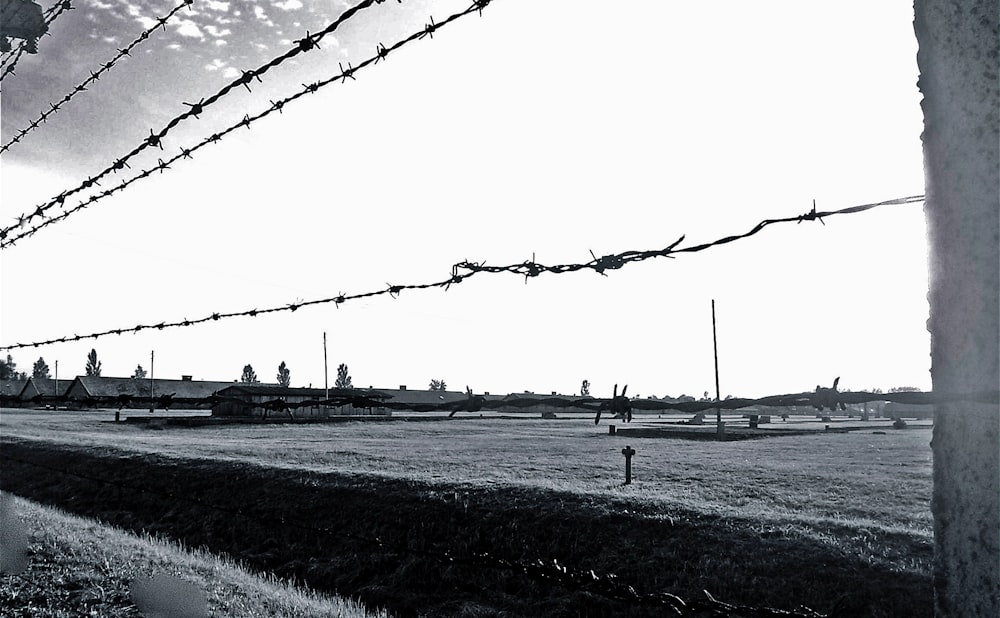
[18,376,72,403]
[0,379,29,406]
[63,376,237,408]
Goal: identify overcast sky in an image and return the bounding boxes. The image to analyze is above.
[1,0,929,399]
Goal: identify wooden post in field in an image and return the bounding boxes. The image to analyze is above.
[712,300,723,439]
[621,445,636,484]
[54,360,58,411]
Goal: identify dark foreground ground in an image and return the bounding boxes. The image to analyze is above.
[0,438,932,617]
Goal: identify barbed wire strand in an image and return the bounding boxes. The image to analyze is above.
[0,0,493,249]
[0,0,195,154]
[0,0,423,242]
[0,195,925,351]
[0,444,826,617]
[0,0,74,86]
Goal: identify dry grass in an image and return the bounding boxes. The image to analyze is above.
[1,410,933,534]
[0,491,387,617]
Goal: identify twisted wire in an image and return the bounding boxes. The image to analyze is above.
[1,0,194,154]
[0,195,924,351]
[0,0,420,242]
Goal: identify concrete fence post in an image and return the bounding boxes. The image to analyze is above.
[914,1,999,614]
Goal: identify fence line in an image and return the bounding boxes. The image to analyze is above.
[0,447,826,617]
[0,0,195,154]
[0,0,73,85]
[0,0,443,245]
[0,195,924,350]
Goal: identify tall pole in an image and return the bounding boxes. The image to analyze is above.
[323,332,329,400]
[54,360,58,410]
[149,350,154,413]
[712,300,722,437]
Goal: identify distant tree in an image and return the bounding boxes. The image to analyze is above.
[1,355,27,380]
[676,394,696,403]
[888,386,921,393]
[85,349,102,377]
[277,361,291,387]
[0,355,11,380]
[32,357,51,379]
[580,379,590,397]
[429,379,447,391]
[335,363,352,389]
[131,364,147,380]
[240,364,259,384]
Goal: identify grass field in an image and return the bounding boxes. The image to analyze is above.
[0,409,934,616]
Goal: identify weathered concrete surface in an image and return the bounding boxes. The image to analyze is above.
[914,0,999,615]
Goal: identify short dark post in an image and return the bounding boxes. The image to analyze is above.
[621,445,636,484]
[609,424,616,435]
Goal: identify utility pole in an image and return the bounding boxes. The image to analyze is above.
[712,300,722,439]
[323,331,329,400]
[149,350,154,413]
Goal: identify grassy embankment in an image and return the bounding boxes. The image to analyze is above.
[0,491,386,617]
[0,410,934,616]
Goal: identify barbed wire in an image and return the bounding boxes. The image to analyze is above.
[0,443,828,617]
[0,0,195,154]
[0,0,427,243]
[0,195,924,351]
[0,0,73,85]
[0,0,494,249]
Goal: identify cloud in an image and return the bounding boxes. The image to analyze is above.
[253,6,274,26]
[175,19,204,39]
[205,59,226,71]
[222,67,239,79]
[205,0,230,11]
[135,15,156,29]
[273,0,303,10]
[203,25,231,38]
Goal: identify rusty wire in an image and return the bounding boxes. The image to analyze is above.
[0,195,924,351]
[0,445,828,616]
[1,0,194,154]
[0,0,428,243]
[0,0,73,85]
[0,0,493,249]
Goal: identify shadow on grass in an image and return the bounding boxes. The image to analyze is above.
[0,439,931,617]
